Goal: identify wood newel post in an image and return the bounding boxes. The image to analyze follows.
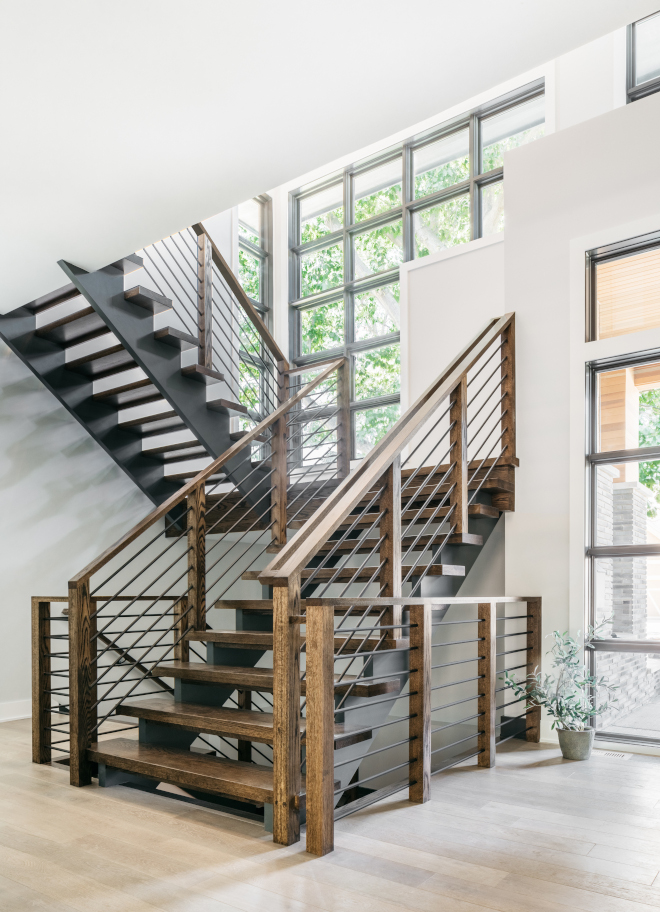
[305,603,335,856]
[69,577,93,786]
[501,320,516,462]
[337,359,350,479]
[272,576,302,845]
[477,601,496,768]
[271,368,289,548]
[173,596,190,663]
[449,375,468,535]
[409,603,431,803]
[379,456,402,640]
[197,231,213,369]
[32,599,51,764]
[187,483,206,630]
[526,597,542,742]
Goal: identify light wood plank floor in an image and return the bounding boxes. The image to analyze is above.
[2,721,660,912]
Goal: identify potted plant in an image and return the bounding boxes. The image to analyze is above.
[502,624,617,760]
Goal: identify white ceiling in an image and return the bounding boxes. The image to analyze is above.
[1,0,657,313]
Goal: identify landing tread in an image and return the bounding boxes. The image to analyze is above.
[88,738,277,803]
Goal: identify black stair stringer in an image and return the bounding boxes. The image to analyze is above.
[58,260,271,512]
[0,303,178,506]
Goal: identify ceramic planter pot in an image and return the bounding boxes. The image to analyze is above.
[557,727,595,760]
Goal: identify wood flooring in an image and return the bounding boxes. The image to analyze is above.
[2,718,660,911]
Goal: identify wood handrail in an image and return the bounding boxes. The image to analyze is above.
[69,357,346,584]
[191,223,289,369]
[259,314,514,586]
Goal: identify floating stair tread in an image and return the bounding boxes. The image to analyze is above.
[185,630,410,652]
[154,327,198,350]
[120,698,277,743]
[124,286,172,313]
[27,282,79,314]
[208,399,249,415]
[120,697,370,749]
[211,599,387,615]
[36,309,108,345]
[230,430,269,443]
[88,738,277,803]
[328,502,499,530]
[181,364,224,384]
[112,254,144,274]
[242,564,465,582]
[315,532,483,556]
[151,661,398,697]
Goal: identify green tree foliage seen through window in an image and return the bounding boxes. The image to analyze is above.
[638,389,660,515]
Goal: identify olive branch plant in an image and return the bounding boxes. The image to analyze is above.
[501,621,618,732]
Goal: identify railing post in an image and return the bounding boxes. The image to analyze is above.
[32,599,51,764]
[379,456,402,640]
[197,231,213,369]
[187,483,206,630]
[69,578,94,786]
[272,575,302,845]
[409,603,431,802]
[477,601,496,768]
[271,367,289,548]
[526,597,542,742]
[501,319,516,463]
[173,596,190,662]
[449,375,468,535]
[337,359,350,479]
[305,603,335,856]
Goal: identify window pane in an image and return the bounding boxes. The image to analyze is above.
[635,13,660,85]
[354,283,400,341]
[238,247,260,301]
[300,300,344,355]
[481,95,545,172]
[594,462,660,546]
[594,557,660,640]
[413,130,469,199]
[353,159,402,222]
[354,403,401,459]
[238,199,262,246]
[481,182,504,236]
[300,184,343,244]
[300,243,343,298]
[353,219,403,279]
[596,248,660,340]
[597,362,660,452]
[413,195,470,258]
[594,650,660,738]
[354,343,400,401]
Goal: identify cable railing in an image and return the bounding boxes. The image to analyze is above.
[257,312,520,849]
[136,223,285,422]
[41,358,345,786]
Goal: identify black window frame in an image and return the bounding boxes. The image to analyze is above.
[627,11,660,103]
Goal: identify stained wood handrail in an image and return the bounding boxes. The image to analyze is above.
[192,223,288,368]
[259,313,514,586]
[69,357,346,584]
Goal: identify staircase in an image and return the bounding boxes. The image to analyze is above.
[22,235,541,856]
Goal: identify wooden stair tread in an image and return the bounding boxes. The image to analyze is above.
[242,564,464,582]
[207,399,249,415]
[212,599,388,615]
[151,662,399,697]
[120,697,371,749]
[153,327,198,350]
[88,738,277,803]
[315,532,483,555]
[124,286,172,313]
[324,502,499,530]
[185,629,410,652]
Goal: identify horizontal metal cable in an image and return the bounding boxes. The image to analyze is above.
[431,674,485,692]
[334,760,413,794]
[333,736,415,769]
[431,712,484,734]
[431,693,484,713]
[431,731,483,754]
[432,747,484,773]
[432,656,483,670]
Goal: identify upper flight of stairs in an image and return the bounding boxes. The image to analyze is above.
[0,255,249,505]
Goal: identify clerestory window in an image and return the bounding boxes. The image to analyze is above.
[289,81,544,458]
[627,11,660,103]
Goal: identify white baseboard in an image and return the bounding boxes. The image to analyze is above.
[0,700,31,723]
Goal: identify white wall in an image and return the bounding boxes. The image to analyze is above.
[0,345,152,720]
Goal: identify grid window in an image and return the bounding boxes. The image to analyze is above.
[290,81,544,457]
[628,12,660,102]
[587,236,660,341]
[237,195,272,317]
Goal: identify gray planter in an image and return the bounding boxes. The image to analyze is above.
[557,728,595,760]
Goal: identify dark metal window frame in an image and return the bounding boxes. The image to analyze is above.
[289,79,544,457]
[627,12,660,103]
[586,340,660,745]
[238,193,273,324]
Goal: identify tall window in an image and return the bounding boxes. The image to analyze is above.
[628,11,660,102]
[289,81,544,457]
[238,195,272,320]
